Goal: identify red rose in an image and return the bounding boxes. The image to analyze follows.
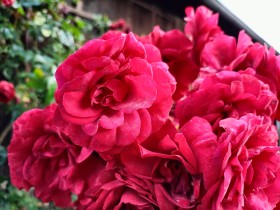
[184,6,222,64]
[199,30,276,76]
[141,26,199,101]
[73,157,158,210]
[254,48,280,119]
[78,170,158,209]
[1,0,14,7]
[199,31,264,77]
[55,32,176,154]
[120,121,207,209]
[192,114,280,209]
[176,70,278,130]
[201,31,251,70]
[109,18,131,34]
[8,104,93,207]
[66,152,153,210]
[198,29,280,121]
[0,80,15,103]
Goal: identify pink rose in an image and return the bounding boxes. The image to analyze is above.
[8,104,93,207]
[199,31,264,77]
[0,80,15,103]
[55,32,176,154]
[77,170,158,209]
[109,18,131,34]
[184,6,222,64]
[176,70,278,130]
[74,159,157,209]
[197,28,280,120]
[65,154,106,198]
[201,31,251,69]
[254,48,280,119]
[1,0,14,7]
[65,153,154,210]
[194,114,280,209]
[120,121,207,209]
[73,121,178,209]
[199,29,280,120]
[199,30,278,77]
[141,26,199,101]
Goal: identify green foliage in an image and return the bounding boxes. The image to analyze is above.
[0,182,62,210]
[0,0,111,208]
[0,0,110,114]
[0,146,6,166]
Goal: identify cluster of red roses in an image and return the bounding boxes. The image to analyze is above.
[8,6,280,209]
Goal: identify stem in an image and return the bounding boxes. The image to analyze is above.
[14,12,19,28]
[0,122,12,145]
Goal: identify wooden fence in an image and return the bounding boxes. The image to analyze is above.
[68,0,185,35]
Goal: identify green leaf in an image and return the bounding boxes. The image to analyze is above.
[3,66,17,80]
[0,146,7,166]
[58,30,74,47]
[17,6,25,15]
[26,70,46,91]
[41,28,52,37]
[9,44,25,58]
[33,67,44,78]
[45,76,57,105]
[23,50,34,63]
[75,17,86,29]
[34,13,46,26]
[2,28,13,39]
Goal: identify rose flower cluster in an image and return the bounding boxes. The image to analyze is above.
[8,6,280,210]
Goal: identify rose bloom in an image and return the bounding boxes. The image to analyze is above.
[73,155,158,210]
[184,6,222,65]
[109,18,131,34]
[194,114,280,210]
[119,120,209,209]
[175,70,278,130]
[199,29,273,78]
[0,80,15,103]
[8,104,93,207]
[200,31,256,74]
[76,169,158,210]
[141,26,199,101]
[55,31,175,154]
[187,8,262,78]
[199,30,280,119]
[72,122,174,209]
[254,48,280,119]
[1,0,14,7]
[199,30,273,84]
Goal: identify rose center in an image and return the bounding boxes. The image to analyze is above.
[91,87,114,107]
[168,161,194,199]
[33,135,65,159]
[160,160,195,202]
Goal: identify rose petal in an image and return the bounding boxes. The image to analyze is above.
[82,56,113,71]
[116,75,157,112]
[99,110,124,129]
